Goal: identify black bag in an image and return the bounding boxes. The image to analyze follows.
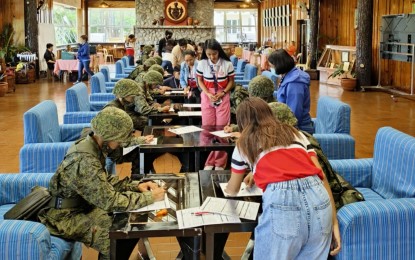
[4,186,52,221]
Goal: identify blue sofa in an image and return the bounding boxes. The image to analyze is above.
[100,66,123,83]
[0,173,82,260]
[20,100,88,173]
[90,72,114,94]
[313,96,355,159]
[115,60,130,78]
[331,127,415,259]
[235,64,257,87]
[234,59,248,77]
[121,56,135,72]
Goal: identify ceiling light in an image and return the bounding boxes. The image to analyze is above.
[99,1,110,8]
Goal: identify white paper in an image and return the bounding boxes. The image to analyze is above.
[199,197,260,221]
[168,126,204,135]
[182,104,202,108]
[164,91,172,95]
[171,90,184,94]
[219,183,263,197]
[169,104,175,112]
[177,111,202,117]
[122,138,158,155]
[128,194,170,213]
[176,207,241,229]
[210,130,232,138]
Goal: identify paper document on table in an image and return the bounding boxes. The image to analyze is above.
[219,183,263,197]
[171,90,184,94]
[210,130,232,138]
[176,207,241,229]
[128,194,170,213]
[168,126,204,135]
[183,104,202,108]
[122,138,158,155]
[178,111,202,117]
[164,91,172,95]
[199,197,260,220]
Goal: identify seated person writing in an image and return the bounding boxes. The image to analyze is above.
[162,65,181,89]
[39,107,166,260]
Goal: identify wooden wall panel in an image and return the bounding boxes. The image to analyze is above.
[0,0,25,45]
[88,1,135,8]
[260,0,413,93]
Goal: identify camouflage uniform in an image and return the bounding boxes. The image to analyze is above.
[144,70,165,97]
[248,75,276,103]
[148,64,165,77]
[39,107,154,260]
[254,102,363,209]
[230,83,249,124]
[141,45,153,64]
[127,65,144,80]
[152,56,162,66]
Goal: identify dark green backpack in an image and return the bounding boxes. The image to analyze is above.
[302,131,365,210]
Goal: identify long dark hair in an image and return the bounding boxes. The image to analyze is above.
[236,97,299,164]
[201,39,230,61]
[268,49,295,74]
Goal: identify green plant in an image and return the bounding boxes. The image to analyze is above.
[0,72,6,81]
[0,23,29,63]
[328,62,356,79]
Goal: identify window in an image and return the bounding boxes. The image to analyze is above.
[214,9,257,43]
[53,4,77,46]
[88,8,135,43]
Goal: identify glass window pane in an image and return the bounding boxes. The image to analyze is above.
[214,11,225,26]
[53,4,77,45]
[214,9,257,43]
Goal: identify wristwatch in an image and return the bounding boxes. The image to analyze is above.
[222,89,227,94]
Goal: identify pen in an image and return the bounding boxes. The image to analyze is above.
[191,211,212,216]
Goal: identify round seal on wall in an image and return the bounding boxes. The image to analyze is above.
[164,0,188,24]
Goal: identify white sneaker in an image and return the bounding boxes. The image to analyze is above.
[204,166,214,170]
[214,167,225,171]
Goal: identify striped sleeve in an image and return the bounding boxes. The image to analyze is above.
[231,146,249,174]
[298,132,316,157]
[196,60,207,77]
[225,60,235,78]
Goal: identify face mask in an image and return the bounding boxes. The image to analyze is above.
[101,141,113,157]
[270,67,277,76]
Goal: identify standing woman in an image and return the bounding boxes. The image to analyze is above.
[226,97,341,259]
[180,50,200,103]
[75,35,94,84]
[268,49,314,134]
[197,39,235,170]
[125,34,136,66]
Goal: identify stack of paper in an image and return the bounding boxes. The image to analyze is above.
[210,130,232,138]
[219,183,263,197]
[177,111,202,117]
[176,196,260,229]
[129,194,171,213]
[183,104,202,108]
[168,126,203,135]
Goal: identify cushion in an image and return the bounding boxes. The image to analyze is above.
[372,127,415,199]
[356,188,384,201]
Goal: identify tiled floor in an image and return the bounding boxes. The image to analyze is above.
[1,71,415,259]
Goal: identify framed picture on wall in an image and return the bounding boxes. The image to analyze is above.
[342,51,349,62]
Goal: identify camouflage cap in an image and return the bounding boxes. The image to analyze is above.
[152,56,162,65]
[113,79,142,98]
[148,64,165,76]
[142,45,153,55]
[248,75,275,99]
[143,70,163,85]
[91,107,134,146]
[268,102,298,127]
[143,58,156,68]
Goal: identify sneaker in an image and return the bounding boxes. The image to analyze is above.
[214,166,225,171]
[203,165,214,170]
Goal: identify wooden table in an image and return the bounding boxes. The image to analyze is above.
[147,103,201,126]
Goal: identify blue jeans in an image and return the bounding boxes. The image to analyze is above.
[78,60,94,81]
[254,175,332,260]
[161,60,173,74]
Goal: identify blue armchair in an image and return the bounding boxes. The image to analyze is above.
[65,82,108,113]
[20,100,89,173]
[330,127,415,260]
[121,56,135,73]
[235,64,257,87]
[90,72,114,94]
[235,59,248,77]
[100,66,122,83]
[230,55,238,67]
[0,173,82,260]
[115,60,129,78]
[261,70,279,90]
[312,96,355,159]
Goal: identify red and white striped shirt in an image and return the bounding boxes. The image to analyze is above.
[196,58,235,90]
[231,132,323,191]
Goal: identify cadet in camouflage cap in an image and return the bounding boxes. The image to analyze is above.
[143,58,156,68]
[248,75,275,102]
[91,107,134,146]
[152,56,162,65]
[143,70,163,86]
[113,79,142,98]
[268,102,298,127]
[148,64,165,76]
[142,45,153,55]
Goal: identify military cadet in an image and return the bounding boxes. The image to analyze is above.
[152,55,163,66]
[226,75,276,132]
[135,71,170,114]
[143,70,171,99]
[149,64,165,77]
[141,45,154,64]
[39,107,166,260]
[133,58,158,83]
[229,83,249,123]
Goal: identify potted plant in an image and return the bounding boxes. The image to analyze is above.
[328,62,357,91]
[0,23,29,65]
[0,72,9,97]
